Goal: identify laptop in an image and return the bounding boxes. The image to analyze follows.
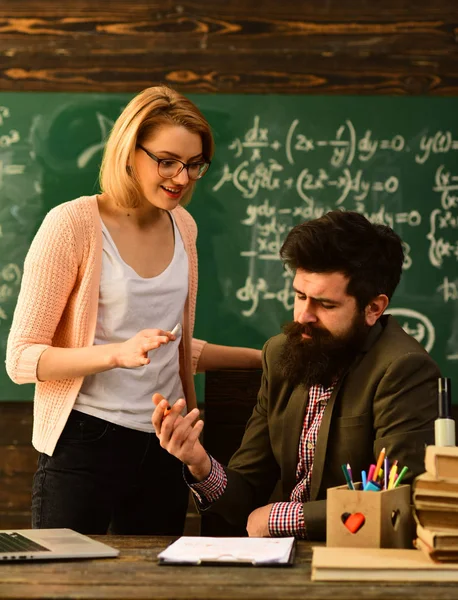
[0,528,119,561]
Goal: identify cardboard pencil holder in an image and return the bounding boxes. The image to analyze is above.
[326,483,413,549]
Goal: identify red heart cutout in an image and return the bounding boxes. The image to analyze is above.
[341,512,365,533]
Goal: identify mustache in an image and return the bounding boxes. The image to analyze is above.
[282,320,331,341]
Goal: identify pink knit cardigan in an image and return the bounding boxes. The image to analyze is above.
[6,195,206,455]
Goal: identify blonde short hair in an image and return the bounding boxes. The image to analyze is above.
[100,85,214,208]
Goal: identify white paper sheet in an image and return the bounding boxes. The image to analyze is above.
[158,536,295,565]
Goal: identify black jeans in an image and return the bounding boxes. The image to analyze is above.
[32,410,189,535]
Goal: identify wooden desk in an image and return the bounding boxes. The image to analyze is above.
[0,536,456,599]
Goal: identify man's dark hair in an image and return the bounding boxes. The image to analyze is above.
[280,210,404,311]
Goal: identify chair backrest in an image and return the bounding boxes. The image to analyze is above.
[201,368,262,536]
[204,369,262,465]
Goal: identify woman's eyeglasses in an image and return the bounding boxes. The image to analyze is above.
[137,145,211,180]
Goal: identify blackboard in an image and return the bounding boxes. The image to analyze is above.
[0,93,457,401]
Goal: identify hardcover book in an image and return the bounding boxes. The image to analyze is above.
[312,546,458,581]
[425,446,458,482]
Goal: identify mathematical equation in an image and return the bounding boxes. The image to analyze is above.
[235,196,457,317]
[0,106,24,192]
[0,107,23,323]
[235,271,443,356]
[427,166,458,268]
[213,160,401,207]
[222,115,458,361]
[239,199,421,265]
[226,115,458,167]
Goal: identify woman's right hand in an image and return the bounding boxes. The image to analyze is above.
[113,328,177,369]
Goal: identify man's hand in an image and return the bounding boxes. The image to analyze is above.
[152,393,211,481]
[246,504,274,537]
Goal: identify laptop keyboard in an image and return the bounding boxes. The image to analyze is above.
[0,532,50,553]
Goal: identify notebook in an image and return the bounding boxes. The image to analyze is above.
[0,529,119,561]
[312,546,458,582]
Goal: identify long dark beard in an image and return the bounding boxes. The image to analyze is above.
[277,315,369,389]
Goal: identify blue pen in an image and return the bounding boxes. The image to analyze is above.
[361,470,367,490]
[384,457,389,490]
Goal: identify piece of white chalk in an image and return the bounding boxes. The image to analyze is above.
[171,323,182,337]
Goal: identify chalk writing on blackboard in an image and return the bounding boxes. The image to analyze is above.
[77,113,114,169]
[0,100,457,373]
[0,106,23,323]
[437,276,458,303]
[416,132,458,164]
[211,115,458,362]
[0,160,26,188]
[0,263,21,321]
[388,308,435,353]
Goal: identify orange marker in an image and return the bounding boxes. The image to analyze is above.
[153,393,171,418]
[372,447,386,481]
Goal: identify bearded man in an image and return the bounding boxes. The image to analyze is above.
[152,210,440,540]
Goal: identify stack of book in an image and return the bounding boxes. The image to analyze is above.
[413,445,458,561]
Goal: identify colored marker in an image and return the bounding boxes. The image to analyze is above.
[367,464,376,482]
[394,466,409,488]
[384,457,389,490]
[373,447,386,481]
[388,463,398,490]
[154,393,172,418]
[364,480,381,492]
[361,470,367,490]
[341,464,355,490]
[347,463,354,486]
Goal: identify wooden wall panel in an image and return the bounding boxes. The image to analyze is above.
[204,369,261,466]
[0,0,456,93]
[0,402,36,529]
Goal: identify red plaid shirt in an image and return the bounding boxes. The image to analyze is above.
[190,383,334,538]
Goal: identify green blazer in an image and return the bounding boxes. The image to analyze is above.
[204,315,440,540]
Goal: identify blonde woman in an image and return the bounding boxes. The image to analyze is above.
[6,85,261,535]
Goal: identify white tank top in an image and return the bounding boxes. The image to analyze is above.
[74,213,188,432]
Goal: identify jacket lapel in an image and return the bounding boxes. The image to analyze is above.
[309,320,383,500]
[282,384,309,496]
[309,378,343,500]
